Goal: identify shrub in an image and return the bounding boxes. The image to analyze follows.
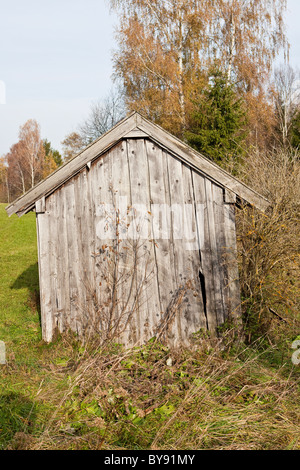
[236,148,300,344]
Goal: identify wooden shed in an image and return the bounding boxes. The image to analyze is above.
[6,112,269,346]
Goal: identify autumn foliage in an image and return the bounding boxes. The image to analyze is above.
[111,0,288,146]
[0,120,61,203]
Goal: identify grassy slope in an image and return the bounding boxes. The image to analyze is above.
[0,204,45,448]
[0,203,299,450]
[0,204,40,349]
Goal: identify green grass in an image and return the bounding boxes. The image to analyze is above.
[0,203,40,448]
[0,202,299,450]
[0,203,40,349]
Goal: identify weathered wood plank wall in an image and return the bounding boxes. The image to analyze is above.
[36,137,240,345]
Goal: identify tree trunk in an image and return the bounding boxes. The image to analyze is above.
[178,47,186,134]
[31,164,35,189]
[17,161,26,194]
[5,173,10,204]
[178,16,186,135]
[226,11,236,86]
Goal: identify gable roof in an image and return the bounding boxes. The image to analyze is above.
[5,111,269,217]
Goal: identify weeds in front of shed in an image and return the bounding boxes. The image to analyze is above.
[4,328,296,451]
[81,238,155,344]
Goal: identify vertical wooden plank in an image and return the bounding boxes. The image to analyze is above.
[45,195,57,337]
[48,191,65,335]
[84,158,98,332]
[205,179,226,327]
[58,185,71,333]
[126,138,160,345]
[82,167,97,332]
[36,203,54,342]
[64,178,82,335]
[191,172,218,332]
[110,140,137,344]
[125,138,142,344]
[140,140,163,344]
[212,184,229,322]
[146,141,177,344]
[166,156,207,344]
[224,202,242,321]
[181,165,207,335]
[73,169,93,333]
[165,154,184,344]
[92,148,114,339]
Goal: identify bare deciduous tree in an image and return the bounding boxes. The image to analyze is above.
[61,90,126,161]
[273,64,300,148]
[79,90,126,147]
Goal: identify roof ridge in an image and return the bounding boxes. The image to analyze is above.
[6,112,269,217]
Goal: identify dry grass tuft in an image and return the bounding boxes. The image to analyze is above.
[19,330,300,451]
[235,148,300,343]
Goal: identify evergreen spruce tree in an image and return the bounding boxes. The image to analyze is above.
[185,71,247,164]
[43,139,63,167]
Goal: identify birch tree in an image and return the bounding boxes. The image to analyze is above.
[18,119,45,189]
[209,0,288,91]
[273,64,300,148]
[0,157,8,203]
[111,0,211,135]
[4,119,54,200]
[111,0,288,138]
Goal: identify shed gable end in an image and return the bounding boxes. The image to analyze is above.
[6,112,269,218]
[36,137,240,345]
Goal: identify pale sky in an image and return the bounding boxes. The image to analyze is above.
[0,0,299,157]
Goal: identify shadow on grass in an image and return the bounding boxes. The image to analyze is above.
[10,262,41,322]
[0,392,38,450]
